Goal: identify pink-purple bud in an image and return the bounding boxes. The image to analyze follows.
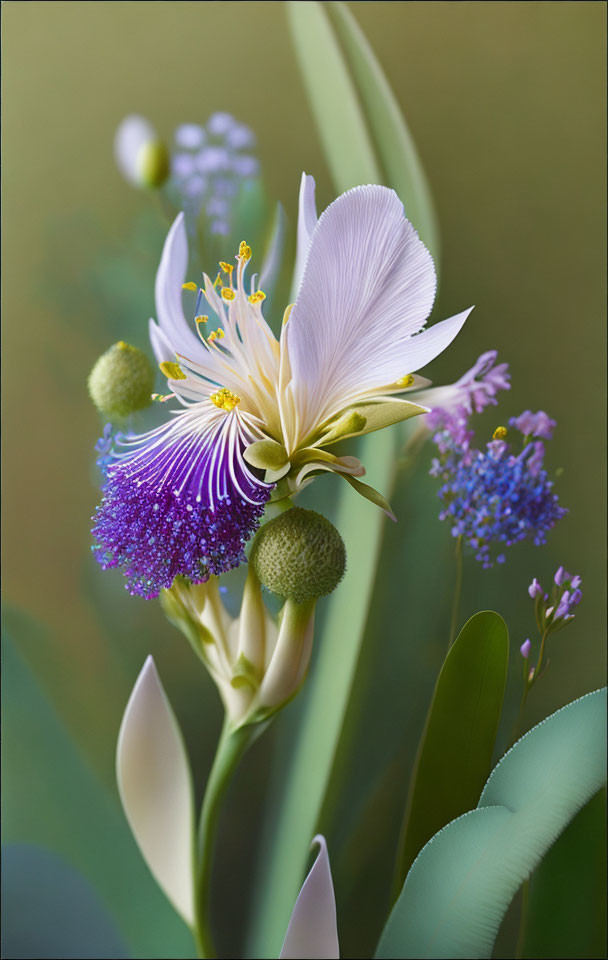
[554,566,568,586]
[528,578,543,599]
[520,639,532,659]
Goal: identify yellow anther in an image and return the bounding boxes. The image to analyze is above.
[117,340,129,350]
[396,374,415,388]
[219,261,234,275]
[239,240,252,261]
[221,288,236,301]
[208,331,217,342]
[159,361,186,381]
[493,426,508,440]
[210,386,241,412]
[151,393,172,403]
[248,290,266,304]
[217,328,225,339]
[195,315,208,324]
[182,281,198,291]
[213,273,223,288]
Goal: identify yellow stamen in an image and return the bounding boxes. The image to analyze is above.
[219,261,234,275]
[195,315,208,325]
[210,386,241,412]
[396,374,415,388]
[239,240,252,261]
[208,331,217,342]
[248,290,266,304]
[221,288,236,301]
[217,328,225,339]
[159,361,186,381]
[182,281,198,291]
[213,273,223,288]
[152,393,172,403]
[493,426,508,440]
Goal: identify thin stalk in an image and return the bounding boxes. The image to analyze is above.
[515,877,531,959]
[194,721,259,958]
[448,535,464,649]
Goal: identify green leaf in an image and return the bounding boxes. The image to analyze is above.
[249,4,440,953]
[243,439,290,472]
[341,473,397,522]
[1,629,196,959]
[375,688,607,959]
[519,789,607,959]
[325,1,439,260]
[285,0,382,194]
[321,399,429,446]
[393,611,509,895]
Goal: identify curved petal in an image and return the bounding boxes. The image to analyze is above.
[280,835,339,959]
[148,317,175,364]
[154,213,205,359]
[401,306,474,373]
[286,185,437,441]
[116,657,195,926]
[291,173,319,299]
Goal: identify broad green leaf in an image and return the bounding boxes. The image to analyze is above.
[519,788,607,959]
[393,611,509,894]
[250,4,439,953]
[326,1,439,260]
[375,688,607,959]
[1,630,195,959]
[116,656,196,927]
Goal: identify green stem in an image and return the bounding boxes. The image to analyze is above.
[448,535,463,649]
[194,721,259,958]
[515,877,531,959]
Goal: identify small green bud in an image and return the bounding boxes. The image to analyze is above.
[88,341,155,420]
[138,139,170,189]
[251,507,346,604]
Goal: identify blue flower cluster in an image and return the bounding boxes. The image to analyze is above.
[430,415,567,568]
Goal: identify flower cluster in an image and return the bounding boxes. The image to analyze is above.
[168,113,259,235]
[526,566,582,638]
[430,412,567,567]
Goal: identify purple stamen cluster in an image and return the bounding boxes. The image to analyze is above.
[430,412,567,568]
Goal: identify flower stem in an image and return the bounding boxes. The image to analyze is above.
[448,535,464,649]
[194,720,260,958]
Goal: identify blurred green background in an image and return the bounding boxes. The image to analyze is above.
[2,2,606,958]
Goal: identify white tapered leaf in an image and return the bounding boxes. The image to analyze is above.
[280,836,340,960]
[376,688,607,959]
[116,656,195,926]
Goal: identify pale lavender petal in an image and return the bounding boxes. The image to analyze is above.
[287,185,440,437]
[154,213,203,359]
[291,172,319,299]
[148,317,175,364]
[398,308,474,374]
[280,835,339,959]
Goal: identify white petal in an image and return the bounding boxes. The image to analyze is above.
[154,214,205,360]
[286,185,438,440]
[148,317,175,364]
[116,657,195,926]
[401,306,474,372]
[114,115,156,185]
[280,835,340,959]
[291,173,318,300]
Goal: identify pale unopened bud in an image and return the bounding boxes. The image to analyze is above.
[114,115,170,189]
[251,507,346,604]
[88,341,155,420]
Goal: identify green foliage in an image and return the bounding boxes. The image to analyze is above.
[375,688,607,959]
[1,630,196,959]
[394,611,509,894]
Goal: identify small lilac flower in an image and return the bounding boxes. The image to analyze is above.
[420,350,510,439]
[174,123,206,150]
[510,410,556,440]
[520,639,532,659]
[528,577,543,599]
[206,112,236,136]
[570,575,582,589]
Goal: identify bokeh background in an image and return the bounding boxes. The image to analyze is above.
[2,2,606,958]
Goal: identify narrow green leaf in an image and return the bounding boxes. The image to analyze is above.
[394,611,509,894]
[326,1,439,260]
[519,788,607,959]
[250,3,440,953]
[285,0,382,192]
[375,688,607,959]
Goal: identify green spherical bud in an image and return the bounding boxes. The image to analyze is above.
[88,341,155,420]
[252,507,346,604]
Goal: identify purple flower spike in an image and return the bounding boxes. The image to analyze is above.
[528,577,543,599]
[520,639,532,659]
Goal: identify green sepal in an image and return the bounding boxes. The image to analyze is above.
[341,474,396,521]
[244,439,290,473]
[319,399,428,445]
[230,652,262,691]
